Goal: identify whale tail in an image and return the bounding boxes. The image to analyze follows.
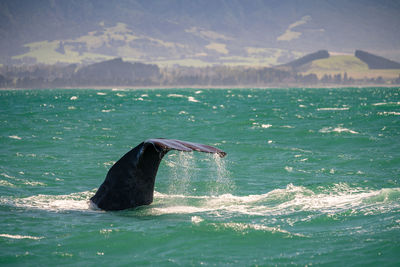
[90,139,226,211]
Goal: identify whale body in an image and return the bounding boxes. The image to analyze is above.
[90,138,226,211]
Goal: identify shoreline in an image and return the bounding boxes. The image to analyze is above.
[1,84,400,90]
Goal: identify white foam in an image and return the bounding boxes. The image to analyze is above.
[3,182,397,224]
[0,180,15,187]
[378,111,400,116]
[9,135,22,140]
[152,205,211,215]
[317,107,349,111]
[1,173,15,179]
[0,173,45,187]
[251,123,272,129]
[3,191,96,212]
[372,102,400,106]
[191,216,204,224]
[0,234,43,240]
[70,96,78,100]
[188,96,200,103]
[167,94,184,98]
[149,184,400,220]
[101,109,115,113]
[319,126,358,134]
[214,222,304,237]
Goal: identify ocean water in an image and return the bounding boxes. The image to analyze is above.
[0,87,399,266]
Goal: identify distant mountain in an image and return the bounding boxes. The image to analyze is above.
[73,58,160,85]
[1,0,400,66]
[355,50,400,69]
[286,50,400,81]
[282,50,330,69]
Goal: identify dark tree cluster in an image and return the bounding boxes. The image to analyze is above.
[0,58,397,89]
[0,58,161,88]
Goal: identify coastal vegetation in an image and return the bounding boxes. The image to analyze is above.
[1,50,399,88]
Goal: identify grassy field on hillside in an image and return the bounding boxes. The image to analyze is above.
[301,55,400,79]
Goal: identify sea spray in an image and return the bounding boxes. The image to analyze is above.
[162,151,234,198]
[166,151,195,196]
[208,153,235,196]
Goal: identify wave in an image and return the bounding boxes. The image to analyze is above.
[0,190,96,212]
[1,184,398,219]
[317,107,349,111]
[319,126,359,134]
[0,172,46,187]
[0,234,43,240]
[150,184,400,217]
[372,101,400,106]
[167,94,200,103]
[377,111,400,116]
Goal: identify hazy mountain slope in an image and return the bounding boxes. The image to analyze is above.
[1,0,399,65]
[355,50,400,69]
[282,50,330,69]
[299,53,400,80]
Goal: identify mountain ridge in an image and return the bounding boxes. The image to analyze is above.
[1,0,400,66]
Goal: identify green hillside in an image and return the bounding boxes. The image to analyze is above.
[301,55,400,79]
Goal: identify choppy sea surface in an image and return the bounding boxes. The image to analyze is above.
[1,87,399,266]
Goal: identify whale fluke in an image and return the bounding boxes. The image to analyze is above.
[90,139,226,211]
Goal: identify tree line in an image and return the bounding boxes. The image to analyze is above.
[0,58,398,88]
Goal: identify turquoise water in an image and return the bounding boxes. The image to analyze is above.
[1,87,399,266]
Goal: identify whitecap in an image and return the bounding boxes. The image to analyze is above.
[96,92,107,96]
[261,124,272,128]
[285,166,293,172]
[2,191,96,212]
[167,94,184,98]
[9,135,22,140]
[251,122,272,129]
[191,216,204,224]
[101,109,115,113]
[372,102,400,106]
[0,180,15,187]
[0,234,43,240]
[188,96,200,103]
[319,126,359,134]
[1,173,15,179]
[70,96,78,100]
[148,183,400,221]
[377,111,400,116]
[317,107,349,111]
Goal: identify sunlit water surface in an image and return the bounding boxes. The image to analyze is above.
[1,87,399,266]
